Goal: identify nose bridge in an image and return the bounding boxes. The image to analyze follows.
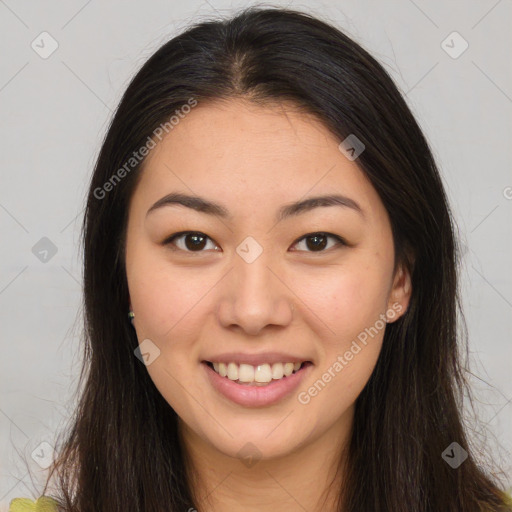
[217,234,292,334]
[234,234,279,306]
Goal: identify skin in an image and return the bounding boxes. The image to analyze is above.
[125,98,412,512]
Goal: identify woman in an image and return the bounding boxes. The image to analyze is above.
[11,6,511,512]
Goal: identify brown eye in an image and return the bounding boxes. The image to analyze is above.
[291,232,345,253]
[163,231,345,254]
[164,231,218,252]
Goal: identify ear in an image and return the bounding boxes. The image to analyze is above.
[386,262,412,323]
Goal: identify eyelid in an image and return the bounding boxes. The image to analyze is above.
[162,231,347,253]
[291,231,347,252]
[162,231,220,252]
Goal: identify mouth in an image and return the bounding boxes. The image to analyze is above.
[203,360,313,386]
[202,359,313,407]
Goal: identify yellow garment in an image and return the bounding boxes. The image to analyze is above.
[8,492,512,511]
[9,496,59,512]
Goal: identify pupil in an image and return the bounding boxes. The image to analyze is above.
[306,234,327,251]
[185,233,206,251]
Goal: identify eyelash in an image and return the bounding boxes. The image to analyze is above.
[162,231,347,254]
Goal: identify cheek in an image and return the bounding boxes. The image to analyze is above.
[294,255,393,343]
[127,245,211,342]
[292,253,392,405]
[294,266,388,420]
[126,253,210,417]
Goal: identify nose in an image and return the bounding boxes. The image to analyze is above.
[216,249,294,336]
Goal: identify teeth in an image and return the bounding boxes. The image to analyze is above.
[255,364,272,383]
[238,363,254,382]
[227,362,238,380]
[283,362,294,376]
[271,362,284,379]
[209,360,305,384]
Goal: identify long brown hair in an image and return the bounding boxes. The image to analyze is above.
[33,6,511,511]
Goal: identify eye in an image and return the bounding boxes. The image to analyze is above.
[163,231,346,254]
[290,232,346,253]
[163,231,220,252]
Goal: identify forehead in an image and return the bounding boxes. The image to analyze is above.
[147,98,341,171]
[131,98,383,222]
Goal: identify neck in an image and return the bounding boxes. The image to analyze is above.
[179,408,352,512]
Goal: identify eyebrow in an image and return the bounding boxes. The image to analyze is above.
[146,192,364,221]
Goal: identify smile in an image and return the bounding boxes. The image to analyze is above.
[202,360,313,407]
[206,361,308,386]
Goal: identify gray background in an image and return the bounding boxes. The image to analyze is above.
[1,0,511,506]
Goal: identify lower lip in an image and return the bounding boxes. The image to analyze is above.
[203,361,312,408]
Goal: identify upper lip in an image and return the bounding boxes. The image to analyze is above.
[203,352,312,366]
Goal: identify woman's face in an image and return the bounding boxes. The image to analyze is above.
[125,98,411,461]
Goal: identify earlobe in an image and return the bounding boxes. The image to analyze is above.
[128,301,135,325]
[387,264,412,322]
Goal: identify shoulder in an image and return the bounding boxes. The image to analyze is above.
[9,496,59,511]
